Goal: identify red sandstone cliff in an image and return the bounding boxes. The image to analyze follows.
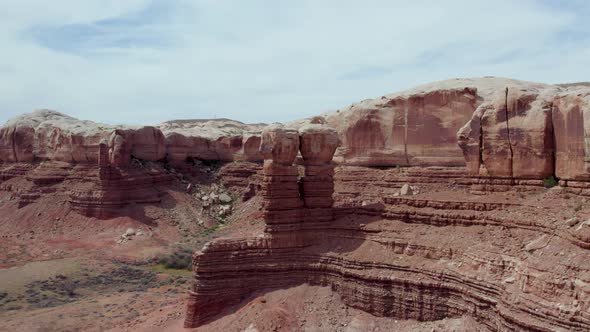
[0,110,265,165]
[3,78,590,183]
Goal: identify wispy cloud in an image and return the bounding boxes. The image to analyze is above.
[24,1,176,55]
[0,0,588,125]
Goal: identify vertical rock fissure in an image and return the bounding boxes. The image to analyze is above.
[478,109,486,169]
[404,102,409,165]
[549,103,558,181]
[504,87,514,178]
[10,128,18,162]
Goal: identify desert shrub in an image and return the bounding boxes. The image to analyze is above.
[544,176,558,188]
[62,279,76,297]
[159,247,193,270]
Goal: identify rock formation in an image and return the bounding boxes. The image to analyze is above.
[0,110,264,165]
[3,78,590,181]
[259,125,303,229]
[185,124,340,326]
[299,124,339,226]
[552,90,590,181]
[184,124,590,331]
[324,87,479,167]
[159,119,265,164]
[458,87,555,179]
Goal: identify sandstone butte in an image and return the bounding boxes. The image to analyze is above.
[2,76,590,331]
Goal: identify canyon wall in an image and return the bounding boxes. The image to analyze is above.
[323,87,479,166]
[454,81,590,182]
[2,78,590,183]
[0,110,265,165]
[184,121,590,331]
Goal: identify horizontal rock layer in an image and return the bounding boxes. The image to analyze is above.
[0,160,174,219]
[185,191,590,331]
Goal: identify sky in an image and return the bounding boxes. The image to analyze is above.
[0,0,589,125]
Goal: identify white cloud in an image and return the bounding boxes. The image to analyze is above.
[0,0,588,125]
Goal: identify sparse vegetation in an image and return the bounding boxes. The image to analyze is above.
[158,247,193,270]
[199,223,223,236]
[22,267,159,309]
[543,176,558,188]
[146,264,193,277]
[61,278,77,297]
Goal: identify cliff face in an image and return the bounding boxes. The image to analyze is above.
[324,87,479,167]
[293,77,590,183]
[0,110,265,165]
[458,86,557,179]
[453,79,590,182]
[184,123,590,331]
[2,78,590,183]
[552,91,590,180]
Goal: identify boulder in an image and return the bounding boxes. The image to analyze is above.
[298,124,339,165]
[400,184,413,196]
[108,130,131,167]
[299,124,339,209]
[129,126,166,161]
[219,193,232,204]
[259,124,300,165]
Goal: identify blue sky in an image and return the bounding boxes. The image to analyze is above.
[0,0,589,125]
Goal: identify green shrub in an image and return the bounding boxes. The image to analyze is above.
[543,176,558,188]
[158,248,193,270]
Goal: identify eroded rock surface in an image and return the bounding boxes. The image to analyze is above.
[458,87,556,179]
[159,118,265,164]
[0,110,265,165]
[552,90,590,181]
[4,78,590,182]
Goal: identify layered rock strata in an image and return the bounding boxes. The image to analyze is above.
[299,124,339,208]
[258,125,303,230]
[185,170,590,331]
[68,166,172,219]
[185,124,340,326]
[68,132,172,218]
[185,117,590,331]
